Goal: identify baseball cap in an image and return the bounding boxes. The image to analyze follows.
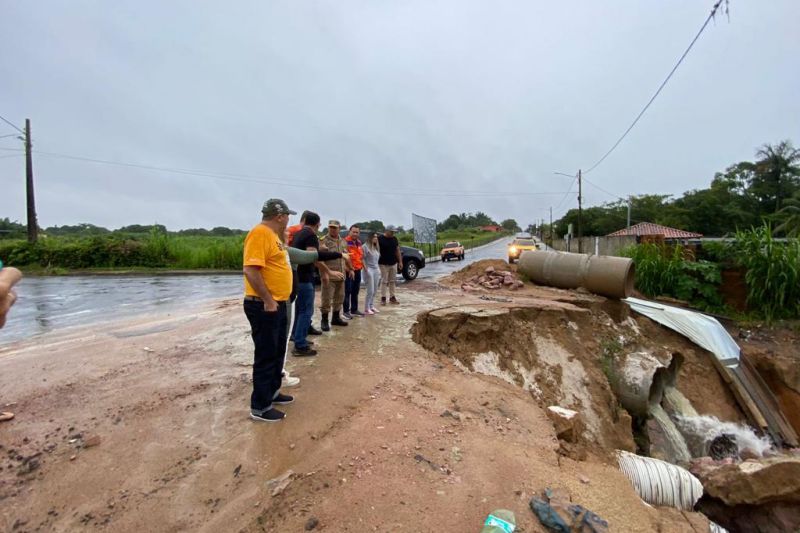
[385,225,398,232]
[328,219,341,227]
[262,198,296,217]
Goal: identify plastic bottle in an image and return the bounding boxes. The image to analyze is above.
[481,509,516,533]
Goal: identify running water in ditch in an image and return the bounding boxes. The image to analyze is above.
[662,386,699,418]
[660,386,773,459]
[674,414,774,459]
[650,404,692,464]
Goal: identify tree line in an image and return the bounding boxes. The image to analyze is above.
[0,221,248,240]
[554,140,800,238]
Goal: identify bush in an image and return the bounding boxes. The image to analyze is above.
[698,241,737,267]
[0,233,243,270]
[623,243,723,312]
[734,224,800,323]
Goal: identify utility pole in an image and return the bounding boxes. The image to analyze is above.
[25,119,38,243]
[577,169,583,253]
[627,198,632,229]
[549,206,553,248]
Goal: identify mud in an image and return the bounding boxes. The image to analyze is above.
[0,270,759,532]
[414,300,630,458]
[740,323,800,436]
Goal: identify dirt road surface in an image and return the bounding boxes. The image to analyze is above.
[1,278,714,532]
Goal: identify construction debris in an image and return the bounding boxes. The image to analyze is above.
[626,297,799,448]
[461,266,525,292]
[530,488,609,532]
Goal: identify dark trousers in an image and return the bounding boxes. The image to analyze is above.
[291,282,315,349]
[343,269,362,313]
[243,299,288,414]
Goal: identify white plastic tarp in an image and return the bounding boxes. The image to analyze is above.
[624,297,740,368]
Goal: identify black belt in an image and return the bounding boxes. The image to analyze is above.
[244,296,286,305]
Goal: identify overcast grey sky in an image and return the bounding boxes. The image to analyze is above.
[1,1,798,231]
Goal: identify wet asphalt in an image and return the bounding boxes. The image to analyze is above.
[1,238,512,344]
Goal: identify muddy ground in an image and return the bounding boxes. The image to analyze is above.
[1,268,790,532]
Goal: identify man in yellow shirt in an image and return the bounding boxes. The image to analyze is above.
[243,198,296,423]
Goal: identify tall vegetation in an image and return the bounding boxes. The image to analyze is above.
[623,244,723,312]
[624,225,800,322]
[0,231,244,270]
[734,224,800,323]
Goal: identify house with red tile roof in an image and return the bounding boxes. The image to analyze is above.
[479,225,503,232]
[607,222,702,239]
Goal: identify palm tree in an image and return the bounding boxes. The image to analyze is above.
[754,141,800,213]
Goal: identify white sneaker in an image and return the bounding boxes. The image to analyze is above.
[282,374,300,387]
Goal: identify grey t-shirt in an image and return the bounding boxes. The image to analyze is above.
[362,244,380,269]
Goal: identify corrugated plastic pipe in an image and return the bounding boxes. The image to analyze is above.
[517,250,635,299]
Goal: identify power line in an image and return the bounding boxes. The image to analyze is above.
[555,176,578,209]
[583,0,726,175]
[0,153,23,159]
[0,113,25,135]
[582,177,624,200]
[23,147,572,199]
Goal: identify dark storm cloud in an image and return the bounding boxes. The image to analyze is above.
[1,1,798,231]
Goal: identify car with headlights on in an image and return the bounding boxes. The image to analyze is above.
[507,237,537,263]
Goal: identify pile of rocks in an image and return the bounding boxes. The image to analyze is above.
[461,266,525,292]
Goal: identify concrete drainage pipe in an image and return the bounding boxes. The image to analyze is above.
[517,250,635,299]
[610,351,683,417]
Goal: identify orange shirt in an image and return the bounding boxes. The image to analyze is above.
[345,236,364,270]
[287,223,304,246]
[243,224,292,301]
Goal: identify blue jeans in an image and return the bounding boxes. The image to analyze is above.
[243,300,287,414]
[343,269,362,313]
[291,282,315,349]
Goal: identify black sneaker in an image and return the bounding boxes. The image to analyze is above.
[390,297,399,305]
[292,346,318,357]
[292,339,314,347]
[381,297,387,304]
[273,393,294,405]
[250,408,286,423]
[308,326,323,336]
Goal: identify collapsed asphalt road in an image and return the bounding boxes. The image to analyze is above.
[415,237,512,280]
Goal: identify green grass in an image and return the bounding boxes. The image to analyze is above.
[600,338,622,385]
[0,231,245,271]
[399,229,512,257]
[0,228,512,272]
[167,235,244,269]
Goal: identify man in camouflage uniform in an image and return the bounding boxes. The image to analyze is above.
[319,220,352,331]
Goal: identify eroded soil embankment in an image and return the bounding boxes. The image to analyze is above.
[411,297,743,461]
